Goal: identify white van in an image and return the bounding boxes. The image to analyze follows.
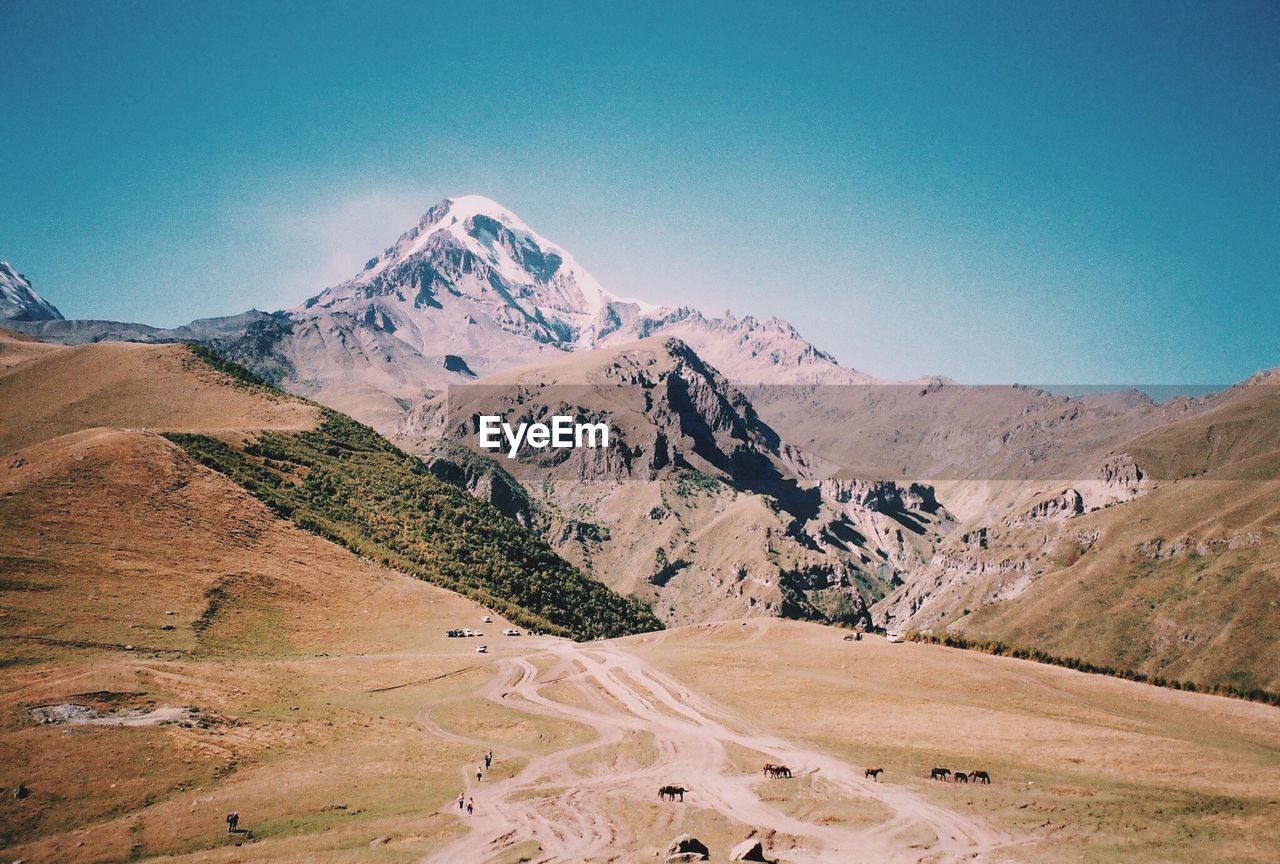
[503,628,520,636]
[886,632,904,644]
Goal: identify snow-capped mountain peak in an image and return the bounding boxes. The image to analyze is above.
[0,261,64,322]
[281,195,874,416]
[296,195,672,362]
[346,195,630,319]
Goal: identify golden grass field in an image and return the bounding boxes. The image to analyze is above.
[629,620,1280,863]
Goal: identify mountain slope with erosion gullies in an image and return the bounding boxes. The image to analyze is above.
[396,335,951,627]
[869,374,1280,694]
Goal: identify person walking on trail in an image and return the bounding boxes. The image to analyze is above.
[466,797,475,816]
[456,793,464,810]
[484,751,493,769]
[476,767,482,782]
[225,812,239,833]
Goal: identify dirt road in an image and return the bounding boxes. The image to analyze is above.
[418,638,1022,863]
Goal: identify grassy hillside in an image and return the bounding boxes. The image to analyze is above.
[0,339,318,452]
[165,410,662,641]
[0,424,555,860]
[952,485,1279,697]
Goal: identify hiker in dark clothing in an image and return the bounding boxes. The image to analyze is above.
[457,793,465,810]
[226,812,239,833]
[484,751,493,769]
[466,797,475,815]
[476,767,482,782]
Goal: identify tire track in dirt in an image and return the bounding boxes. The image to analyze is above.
[419,639,1024,863]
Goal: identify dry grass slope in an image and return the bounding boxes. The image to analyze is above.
[942,382,1280,694]
[0,425,527,861]
[0,336,319,452]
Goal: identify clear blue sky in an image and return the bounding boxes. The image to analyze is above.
[2,0,1276,384]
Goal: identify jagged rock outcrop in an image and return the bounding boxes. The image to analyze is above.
[1004,488,1084,528]
[596,306,878,385]
[424,448,536,527]
[397,336,944,628]
[1078,453,1147,509]
[1137,531,1261,560]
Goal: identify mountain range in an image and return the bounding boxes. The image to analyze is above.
[4,195,1276,693]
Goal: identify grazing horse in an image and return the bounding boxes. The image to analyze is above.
[762,763,776,776]
[971,770,991,784]
[954,771,969,783]
[658,785,687,802]
[930,767,952,781]
[864,767,884,781]
[766,765,792,778]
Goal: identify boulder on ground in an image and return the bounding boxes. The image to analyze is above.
[730,837,769,861]
[665,833,710,861]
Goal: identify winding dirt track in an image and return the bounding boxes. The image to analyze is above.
[419,639,1022,863]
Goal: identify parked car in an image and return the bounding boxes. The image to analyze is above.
[482,615,493,623]
[886,632,904,644]
[503,628,520,636]
[475,645,488,654]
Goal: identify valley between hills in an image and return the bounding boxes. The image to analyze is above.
[1,332,1278,863]
[7,195,1278,700]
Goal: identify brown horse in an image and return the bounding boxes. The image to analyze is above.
[761,763,776,776]
[930,767,952,781]
[864,767,884,781]
[971,770,991,784]
[658,785,687,801]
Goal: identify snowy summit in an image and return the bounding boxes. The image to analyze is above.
[0,261,64,322]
